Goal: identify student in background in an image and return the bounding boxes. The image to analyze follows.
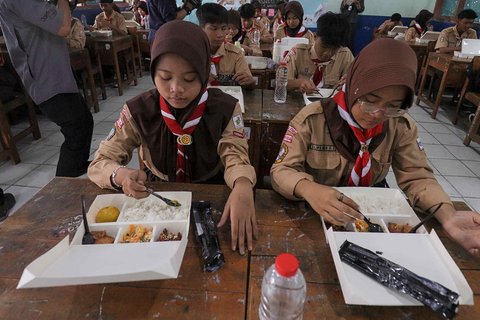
[92,0,128,36]
[340,0,364,52]
[272,0,286,35]
[88,20,257,255]
[274,1,314,46]
[66,0,86,49]
[435,9,478,53]
[404,9,433,42]
[226,10,262,56]
[197,3,255,88]
[239,3,273,44]
[271,38,480,258]
[137,1,150,29]
[376,13,403,35]
[251,0,270,30]
[284,12,353,92]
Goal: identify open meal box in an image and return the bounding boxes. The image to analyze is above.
[322,187,474,306]
[90,30,113,37]
[303,88,335,105]
[17,192,191,289]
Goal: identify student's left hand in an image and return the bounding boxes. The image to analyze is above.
[218,177,258,255]
[233,71,255,87]
[442,210,480,257]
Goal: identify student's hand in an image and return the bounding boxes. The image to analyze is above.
[297,79,317,93]
[233,71,255,86]
[225,34,233,43]
[116,168,148,199]
[294,179,363,225]
[218,177,258,255]
[336,74,347,88]
[442,211,480,257]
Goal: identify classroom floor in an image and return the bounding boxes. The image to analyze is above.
[1,75,480,217]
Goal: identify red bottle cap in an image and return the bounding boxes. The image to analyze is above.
[275,253,299,277]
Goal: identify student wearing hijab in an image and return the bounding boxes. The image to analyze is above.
[404,9,433,42]
[88,21,257,255]
[284,12,353,92]
[274,1,314,46]
[271,38,480,257]
[226,10,262,56]
[197,3,255,87]
[92,0,127,35]
[238,3,273,44]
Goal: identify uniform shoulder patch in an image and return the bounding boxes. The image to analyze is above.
[275,143,289,164]
[232,114,244,129]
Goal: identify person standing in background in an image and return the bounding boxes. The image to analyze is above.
[0,0,94,177]
[340,0,364,52]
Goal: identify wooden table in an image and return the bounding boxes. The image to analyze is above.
[260,42,273,58]
[0,177,478,319]
[89,34,138,96]
[243,89,263,182]
[416,52,471,119]
[69,48,99,113]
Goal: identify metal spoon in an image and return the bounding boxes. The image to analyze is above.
[145,188,181,207]
[343,211,384,233]
[81,195,95,245]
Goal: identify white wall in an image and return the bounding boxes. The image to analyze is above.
[322,0,436,18]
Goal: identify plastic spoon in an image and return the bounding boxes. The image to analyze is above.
[81,195,95,245]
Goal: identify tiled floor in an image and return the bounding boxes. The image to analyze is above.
[1,77,480,217]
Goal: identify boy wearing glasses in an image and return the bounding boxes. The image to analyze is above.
[284,12,353,93]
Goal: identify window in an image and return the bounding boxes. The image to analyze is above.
[434,0,480,21]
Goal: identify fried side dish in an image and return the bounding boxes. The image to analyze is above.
[355,219,369,232]
[325,222,348,232]
[122,225,153,243]
[157,228,182,241]
[388,222,412,233]
[91,230,115,244]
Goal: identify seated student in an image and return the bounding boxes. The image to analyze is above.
[197,3,255,88]
[284,12,353,92]
[251,0,271,30]
[404,9,433,41]
[92,0,128,36]
[274,1,314,46]
[226,9,262,56]
[435,9,478,54]
[376,13,403,35]
[272,0,286,35]
[65,0,86,49]
[137,1,150,30]
[88,20,257,255]
[271,38,480,257]
[239,3,273,44]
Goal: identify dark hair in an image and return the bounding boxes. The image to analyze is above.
[391,13,402,22]
[458,9,478,20]
[196,3,228,26]
[137,2,147,14]
[239,3,255,19]
[251,0,262,10]
[316,12,349,49]
[226,9,242,40]
[415,9,433,30]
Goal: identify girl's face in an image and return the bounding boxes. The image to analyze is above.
[286,12,300,29]
[351,85,408,129]
[228,23,239,37]
[154,53,202,109]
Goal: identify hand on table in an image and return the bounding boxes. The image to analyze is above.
[297,79,317,93]
[233,71,254,87]
[218,177,258,255]
[443,210,480,257]
[295,180,363,225]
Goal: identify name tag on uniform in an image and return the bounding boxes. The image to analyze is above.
[309,144,336,152]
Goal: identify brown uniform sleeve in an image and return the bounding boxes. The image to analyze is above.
[67,20,86,49]
[324,47,354,87]
[404,27,417,42]
[259,22,273,43]
[270,104,324,200]
[116,14,128,35]
[234,52,253,77]
[284,46,299,80]
[392,116,453,212]
[245,38,262,56]
[218,103,256,188]
[93,14,100,29]
[435,29,449,50]
[88,105,143,189]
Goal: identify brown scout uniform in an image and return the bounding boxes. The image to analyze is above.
[245,19,272,44]
[88,89,256,190]
[435,26,477,50]
[93,11,127,34]
[284,44,354,87]
[66,18,86,49]
[241,36,262,56]
[213,42,253,78]
[270,101,453,213]
[274,25,315,46]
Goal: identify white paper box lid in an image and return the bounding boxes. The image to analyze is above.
[208,86,244,113]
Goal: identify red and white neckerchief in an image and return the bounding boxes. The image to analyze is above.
[159,90,208,182]
[210,54,223,84]
[294,26,307,37]
[333,89,383,186]
[414,22,423,35]
[311,58,324,87]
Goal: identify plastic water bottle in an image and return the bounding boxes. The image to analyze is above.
[272,39,282,64]
[81,14,87,27]
[254,29,261,45]
[259,253,306,320]
[274,62,288,103]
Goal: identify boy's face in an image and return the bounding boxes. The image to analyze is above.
[457,17,475,33]
[241,17,254,29]
[99,3,113,14]
[154,53,202,109]
[313,37,338,63]
[202,23,228,51]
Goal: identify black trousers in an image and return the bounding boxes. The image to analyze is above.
[38,93,93,177]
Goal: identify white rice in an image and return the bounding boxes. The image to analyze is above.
[119,197,189,221]
[347,194,410,214]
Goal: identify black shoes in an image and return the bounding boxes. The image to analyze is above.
[0,189,16,222]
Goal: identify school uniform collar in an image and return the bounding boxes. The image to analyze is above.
[213,42,227,57]
[309,45,338,63]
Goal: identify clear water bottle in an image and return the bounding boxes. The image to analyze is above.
[253,29,261,45]
[259,253,306,320]
[81,14,87,27]
[274,62,288,103]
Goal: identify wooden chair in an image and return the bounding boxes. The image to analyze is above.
[85,38,107,101]
[462,92,480,146]
[0,68,41,164]
[414,40,436,94]
[453,56,480,124]
[70,48,99,113]
[128,31,143,78]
